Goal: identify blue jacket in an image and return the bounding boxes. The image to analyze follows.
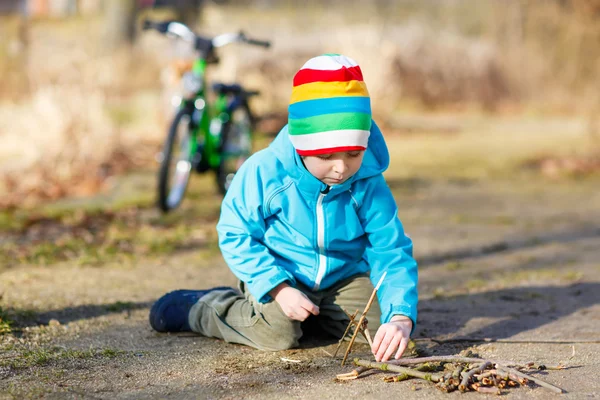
[217,121,418,325]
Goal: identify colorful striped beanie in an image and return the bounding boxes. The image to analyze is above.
[288,54,371,156]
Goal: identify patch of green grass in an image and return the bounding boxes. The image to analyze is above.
[99,348,122,358]
[384,120,597,183]
[0,210,26,231]
[497,268,583,284]
[451,214,476,224]
[1,171,226,268]
[451,214,516,225]
[432,287,447,298]
[0,306,13,335]
[492,215,516,225]
[1,346,125,369]
[465,279,488,290]
[15,348,56,367]
[1,202,219,268]
[516,255,538,264]
[445,260,464,271]
[7,382,52,399]
[26,240,86,266]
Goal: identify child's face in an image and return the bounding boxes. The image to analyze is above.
[302,150,365,186]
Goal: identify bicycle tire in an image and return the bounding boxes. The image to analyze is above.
[216,104,253,195]
[157,107,194,212]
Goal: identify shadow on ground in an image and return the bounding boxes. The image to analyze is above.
[415,282,600,343]
[5,282,598,353]
[418,227,600,266]
[4,301,152,329]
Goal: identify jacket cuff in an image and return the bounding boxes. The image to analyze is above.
[248,269,296,303]
[383,304,417,335]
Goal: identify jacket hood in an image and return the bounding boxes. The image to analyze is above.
[269,120,390,194]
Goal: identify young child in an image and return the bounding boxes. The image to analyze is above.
[150,54,418,362]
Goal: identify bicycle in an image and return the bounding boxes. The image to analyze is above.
[143,19,270,212]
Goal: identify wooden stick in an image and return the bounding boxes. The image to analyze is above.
[496,364,564,394]
[348,356,565,394]
[459,362,491,392]
[383,374,411,383]
[341,272,387,366]
[388,356,519,366]
[363,327,373,347]
[333,309,359,358]
[335,366,369,380]
[354,358,443,382]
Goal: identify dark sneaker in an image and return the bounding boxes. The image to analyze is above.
[149,287,235,332]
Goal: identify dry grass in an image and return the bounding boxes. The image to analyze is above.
[0,16,165,208]
[1,1,600,208]
[383,115,597,181]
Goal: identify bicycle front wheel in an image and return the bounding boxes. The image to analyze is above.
[157,107,195,212]
[216,105,253,195]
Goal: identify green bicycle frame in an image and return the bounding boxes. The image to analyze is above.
[183,59,230,170]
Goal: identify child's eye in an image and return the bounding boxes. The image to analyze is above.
[317,154,332,160]
[347,151,362,158]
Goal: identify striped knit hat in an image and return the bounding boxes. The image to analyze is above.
[288,54,371,156]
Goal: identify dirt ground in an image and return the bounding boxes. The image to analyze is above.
[1,174,600,399]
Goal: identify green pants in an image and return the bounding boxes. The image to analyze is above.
[188,273,381,351]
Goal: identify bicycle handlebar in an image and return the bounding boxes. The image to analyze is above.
[143,19,271,50]
[245,37,271,48]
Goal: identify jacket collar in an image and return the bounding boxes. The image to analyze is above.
[270,121,389,199]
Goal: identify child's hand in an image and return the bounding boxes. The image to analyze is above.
[270,283,320,321]
[371,315,413,362]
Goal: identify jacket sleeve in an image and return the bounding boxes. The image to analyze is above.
[216,160,296,303]
[359,174,418,328]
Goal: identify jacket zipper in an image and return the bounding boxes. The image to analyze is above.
[313,187,329,291]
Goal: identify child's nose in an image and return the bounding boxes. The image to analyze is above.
[333,160,347,174]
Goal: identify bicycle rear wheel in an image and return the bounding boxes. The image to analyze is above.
[157,107,195,212]
[216,105,253,195]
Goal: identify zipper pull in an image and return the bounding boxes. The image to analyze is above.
[321,185,331,194]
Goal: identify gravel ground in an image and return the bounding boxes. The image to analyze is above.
[1,178,599,399]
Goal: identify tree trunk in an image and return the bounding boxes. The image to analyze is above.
[103,0,138,50]
[171,0,202,29]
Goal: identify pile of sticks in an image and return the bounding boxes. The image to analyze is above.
[336,355,565,394]
[332,274,566,394]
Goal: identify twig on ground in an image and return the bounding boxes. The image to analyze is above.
[341,272,387,366]
[341,355,566,395]
[496,364,564,394]
[280,357,301,363]
[383,373,411,383]
[333,309,359,358]
[459,362,491,392]
[388,356,517,366]
[363,327,374,347]
[320,348,333,357]
[336,366,370,381]
[353,359,443,382]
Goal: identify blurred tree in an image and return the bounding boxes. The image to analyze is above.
[152,0,204,28]
[569,0,600,140]
[103,0,139,49]
[102,0,205,50]
[0,0,30,94]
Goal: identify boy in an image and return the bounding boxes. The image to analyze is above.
[150,54,418,362]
